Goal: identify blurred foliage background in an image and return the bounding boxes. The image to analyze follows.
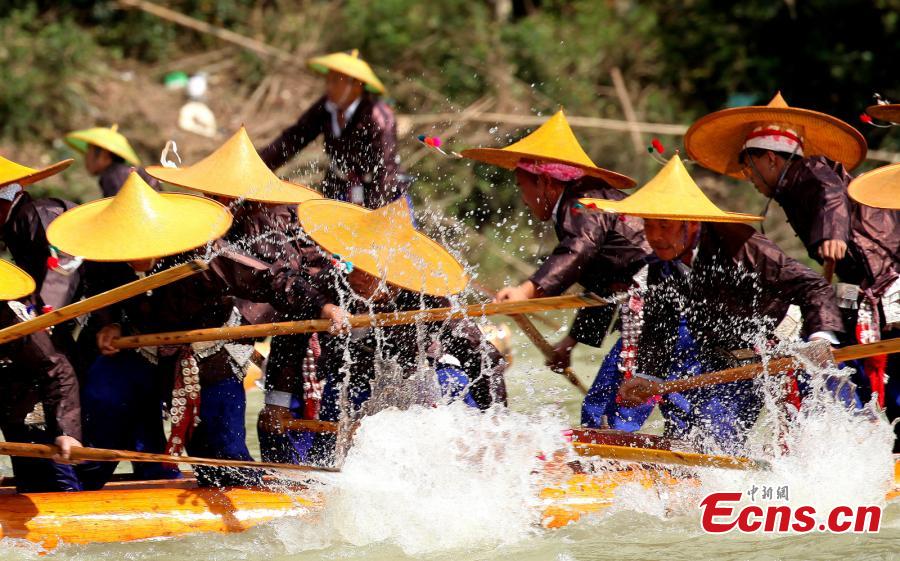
[1,0,898,284]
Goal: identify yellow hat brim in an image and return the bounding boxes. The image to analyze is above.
[685,106,867,178]
[47,175,232,262]
[146,127,323,204]
[0,259,35,300]
[848,162,900,210]
[308,53,386,94]
[866,104,900,123]
[0,157,73,188]
[460,147,636,189]
[296,199,468,297]
[65,127,141,166]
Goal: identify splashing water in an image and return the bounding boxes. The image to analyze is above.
[320,403,569,555]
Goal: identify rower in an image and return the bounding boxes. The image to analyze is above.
[0,154,80,317]
[144,126,343,466]
[460,110,650,379]
[0,259,82,492]
[64,124,158,196]
[258,50,406,209]
[45,172,268,488]
[685,92,899,447]
[579,156,843,453]
[294,198,508,466]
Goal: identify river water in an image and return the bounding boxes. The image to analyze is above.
[1,319,897,560]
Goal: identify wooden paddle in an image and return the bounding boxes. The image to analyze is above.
[110,293,609,349]
[0,442,338,473]
[572,441,767,471]
[511,315,589,393]
[570,428,681,451]
[472,283,587,394]
[649,338,900,397]
[823,258,836,284]
[0,260,207,345]
[283,419,340,434]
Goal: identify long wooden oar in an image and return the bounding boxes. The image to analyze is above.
[0,260,207,345]
[511,315,588,393]
[0,442,337,473]
[655,338,900,397]
[472,283,587,393]
[572,441,766,471]
[110,293,609,349]
[283,419,340,434]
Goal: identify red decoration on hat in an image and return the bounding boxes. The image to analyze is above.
[860,113,873,124]
[46,256,60,270]
[651,138,665,154]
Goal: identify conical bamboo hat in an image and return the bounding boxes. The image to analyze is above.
[0,259,35,300]
[848,162,900,210]
[47,172,232,261]
[0,155,72,188]
[296,198,468,297]
[146,127,322,204]
[461,110,636,188]
[579,155,762,223]
[308,50,386,94]
[65,124,141,166]
[685,92,867,178]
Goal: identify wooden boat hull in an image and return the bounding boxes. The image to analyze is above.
[0,461,896,549]
[0,487,320,549]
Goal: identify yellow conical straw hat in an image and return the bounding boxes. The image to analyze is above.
[0,155,72,188]
[685,92,867,178]
[866,104,900,123]
[461,110,636,188]
[308,49,386,94]
[146,127,323,204]
[47,172,232,261]
[579,155,763,223]
[0,259,35,300]
[848,162,900,210]
[296,198,468,297]
[65,124,141,166]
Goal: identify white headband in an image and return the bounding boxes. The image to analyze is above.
[743,125,804,156]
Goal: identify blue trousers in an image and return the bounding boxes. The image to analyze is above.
[2,424,82,493]
[77,353,181,490]
[581,321,763,454]
[187,375,261,487]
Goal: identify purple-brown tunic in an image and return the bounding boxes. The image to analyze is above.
[258,95,404,209]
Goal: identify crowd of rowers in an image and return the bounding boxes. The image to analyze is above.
[0,50,898,494]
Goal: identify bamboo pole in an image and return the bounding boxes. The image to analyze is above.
[573,441,766,471]
[0,260,207,345]
[509,314,588,394]
[654,338,900,397]
[110,293,609,349]
[0,442,336,473]
[823,258,836,284]
[283,419,339,434]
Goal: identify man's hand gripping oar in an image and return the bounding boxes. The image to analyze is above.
[616,338,900,406]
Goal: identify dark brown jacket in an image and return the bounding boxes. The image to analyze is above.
[98,163,159,198]
[775,156,900,296]
[0,300,81,439]
[638,223,844,376]
[529,177,651,346]
[259,95,404,209]
[1,192,81,310]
